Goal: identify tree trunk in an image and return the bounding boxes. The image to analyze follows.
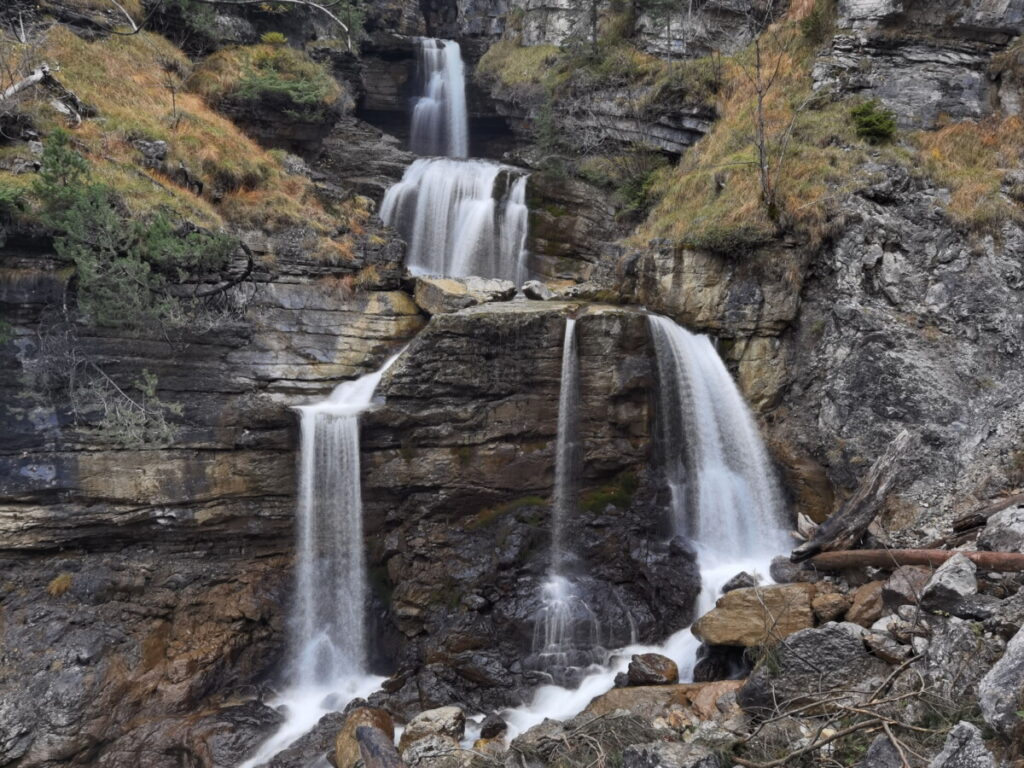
[791,430,913,562]
[808,549,1024,573]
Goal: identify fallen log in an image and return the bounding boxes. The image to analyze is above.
[791,430,913,563]
[356,725,405,768]
[809,549,1024,572]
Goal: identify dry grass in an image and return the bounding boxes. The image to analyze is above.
[1,26,356,238]
[914,115,1024,230]
[46,572,73,597]
[637,23,892,251]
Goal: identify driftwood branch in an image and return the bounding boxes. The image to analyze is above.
[1,64,52,101]
[809,548,1024,572]
[106,0,139,31]
[356,726,405,768]
[791,430,913,562]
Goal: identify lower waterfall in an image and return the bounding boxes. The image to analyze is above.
[239,357,399,768]
[379,158,529,283]
[497,314,788,738]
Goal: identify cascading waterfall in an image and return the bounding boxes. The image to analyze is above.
[238,357,398,768]
[499,314,789,738]
[531,319,603,684]
[410,38,469,159]
[380,158,529,282]
[382,36,531,282]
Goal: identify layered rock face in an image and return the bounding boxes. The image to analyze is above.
[360,302,700,716]
[0,228,425,763]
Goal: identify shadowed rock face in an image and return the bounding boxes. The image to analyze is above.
[360,303,701,717]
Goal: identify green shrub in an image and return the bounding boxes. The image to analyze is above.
[850,99,897,143]
[260,31,288,45]
[581,471,639,512]
[800,0,836,46]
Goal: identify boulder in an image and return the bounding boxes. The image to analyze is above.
[926,722,995,768]
[692,645,749,683]
[920,553,977,614]
[856,734,902,768]
[978,505,1024,553]
[692,583,816,646]
[521,280,554,300]
[398,706,465,752]
[400,734,463,768]
[978,625,1024,736]
[864,631,912,664]
[627,654,679,685]
[413,277,516,316]
[812,591,851,623]
[622,741,719,768]
[738,622,890,715]
[584,681,743,722]
[336,708,395,768]
[983,588,1024,638]
[769,556,825,584]
[846,581,885,626]
[882,566,931,608]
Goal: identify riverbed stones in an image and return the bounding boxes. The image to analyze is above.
[336,707,395,768]
[398,706,466,751]
[846,581,885,627]
[627,654,679,685]
[691,583,816,646]
[585,681,744,722]
[812,591,851,623]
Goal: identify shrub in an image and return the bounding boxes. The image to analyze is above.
[47,573,73,597]
[189,44,342,122]
[800,0,836,46]
[260,31,288,45]
[850,99,897,143]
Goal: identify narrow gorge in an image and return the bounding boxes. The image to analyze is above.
[2,1,1024,767]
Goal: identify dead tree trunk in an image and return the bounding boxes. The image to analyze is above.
[356,726,405,768]
[791,430,913,562]
[809,549,1024,572]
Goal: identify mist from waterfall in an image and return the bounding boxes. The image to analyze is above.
[499,314,789,739]
[410,38,468,159]
[380,158,529,282]
[238,357,399,768]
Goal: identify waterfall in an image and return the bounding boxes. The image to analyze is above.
[550,317,579,569]
[501,314,788,738]
[410,38,469,159]
[238,357,398,768]
[380,158,530,282]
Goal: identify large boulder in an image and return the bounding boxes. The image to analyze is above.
[627,654,679,686]
[978,625,1024,736]
[413,277,516,316]
[584,681,744,722]
[926,722,995,768]
[882,566,931,608]
[738,622,890,715]
[846,581,885,627]
[978,505,1024,553]
[692,584,816,646]
[336,707,395,768]
[398,706,465,751]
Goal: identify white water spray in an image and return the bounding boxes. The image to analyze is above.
[496,314,789,739]
[238,356,400,768]
[380,158,530,282]
[410,38,469,159]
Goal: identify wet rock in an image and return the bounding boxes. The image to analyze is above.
[621,741,719,768]
[738,623,889,715]
[768,556,824,584]
[336,707,395,768]
[978,625,1024,736]
[473,737,505,756]
[978,506,1024,553]
[882,567,931,609]
[846,581,885,627]
[398,706,465,751]
[521,280,554,300]
[413,277,516,316]
[927,722,995,768]
[627,654,679,685]
[194,701,286,768]
[722,571,759,593]
[812,591,851,623]
[692,584,816,646]
[479,713,507,740]
[269,711,346,768]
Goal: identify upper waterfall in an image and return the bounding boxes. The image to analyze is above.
[380,158,529,282]
[410,38,469,158]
